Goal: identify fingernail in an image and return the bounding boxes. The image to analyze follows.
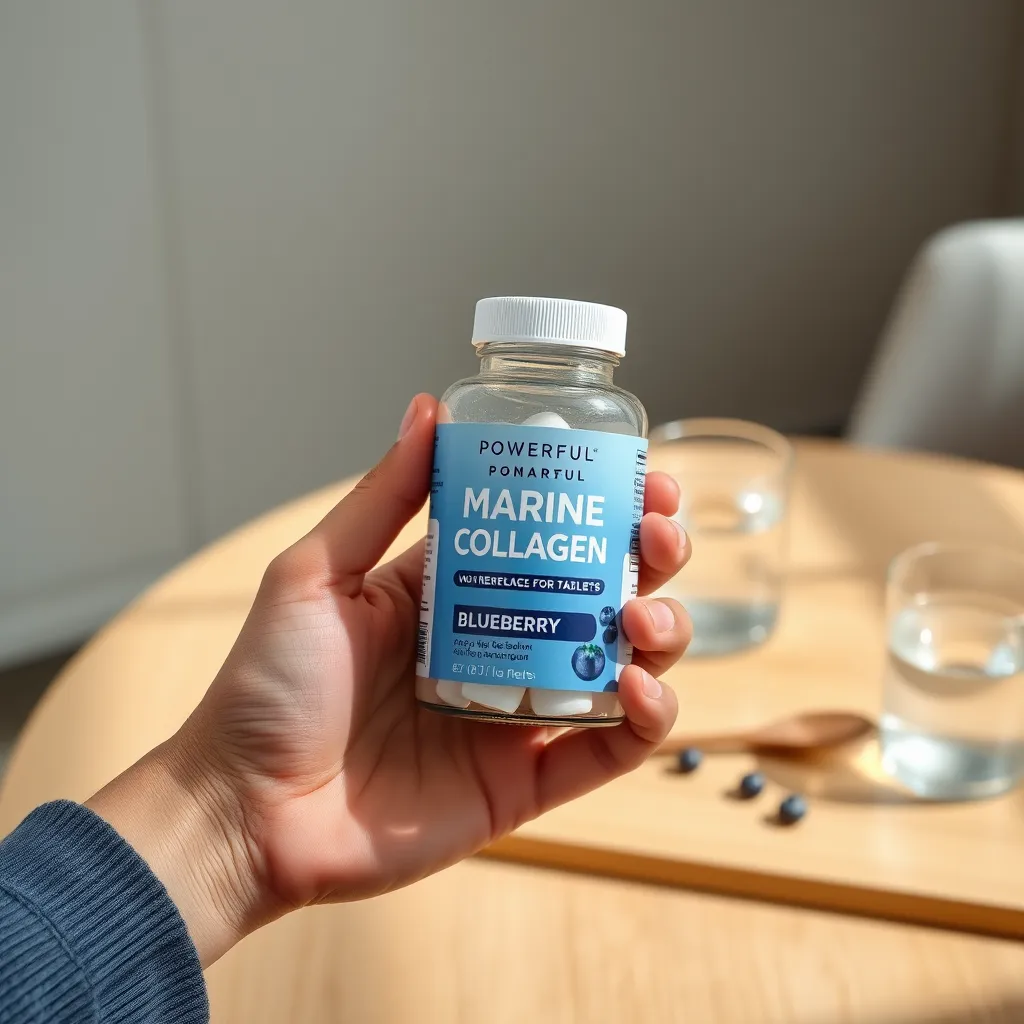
[672,518,688,552]
[397,397,418,440]
[641,669,662,699]
[647,599,674,634]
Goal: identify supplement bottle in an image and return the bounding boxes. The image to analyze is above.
[416,296,648,726]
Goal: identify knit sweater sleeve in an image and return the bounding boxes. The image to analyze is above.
[0,801,208,1023]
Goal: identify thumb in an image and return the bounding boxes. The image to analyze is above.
[283,394,437,595]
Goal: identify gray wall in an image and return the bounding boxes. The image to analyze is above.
[0,3,189,661]
[151,0,1020,533]
[2,0,1021,663]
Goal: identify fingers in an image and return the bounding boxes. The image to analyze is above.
[530,593,689,813]
[637,512,689,595]
[533,666,677,812]
[635,473,690,661]
[643,471,680,517]
[272,395,437,596]
[621,596,691,677]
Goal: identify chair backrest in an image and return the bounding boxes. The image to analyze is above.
[848,220,1024,468]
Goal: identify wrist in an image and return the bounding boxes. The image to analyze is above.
[86,730,277,966]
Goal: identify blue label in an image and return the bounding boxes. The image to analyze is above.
[417,423,647,692]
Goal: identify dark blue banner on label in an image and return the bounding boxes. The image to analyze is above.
[453,570,605,595]
[453,605,596,642]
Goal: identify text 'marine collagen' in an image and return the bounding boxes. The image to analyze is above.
[416,296,648,725]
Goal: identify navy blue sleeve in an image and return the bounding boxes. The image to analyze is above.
[0,801,208,1023]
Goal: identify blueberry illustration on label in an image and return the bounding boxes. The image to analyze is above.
[602,624,618,645]
[599,606,617,627]
[571,643,606,681]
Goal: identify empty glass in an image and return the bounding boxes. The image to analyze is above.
[649,419,792,656]
[880,543,1024,800]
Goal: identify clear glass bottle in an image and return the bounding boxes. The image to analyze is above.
[416,297,648,726]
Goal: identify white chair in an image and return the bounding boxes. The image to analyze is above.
[849,220,1024,468]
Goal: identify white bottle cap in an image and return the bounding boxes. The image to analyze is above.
[472,296,627,356]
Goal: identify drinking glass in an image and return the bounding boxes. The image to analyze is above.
[649,419,792,656]
[880,543,1024,800]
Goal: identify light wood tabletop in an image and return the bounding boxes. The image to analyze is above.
[491,441,1024,937]
[3,440,1024,1023]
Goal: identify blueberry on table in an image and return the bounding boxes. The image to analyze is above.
[571,643,606,682]
[738,771,765,799]
[602,624,619,645]
[778,794,807,825]
[677,747,703,773]
[599,606,617,627]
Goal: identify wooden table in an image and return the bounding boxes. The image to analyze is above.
[3,440,1024,1023]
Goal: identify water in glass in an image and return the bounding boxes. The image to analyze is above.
[651,420,791,657]
[881,600,1024,799]
[674,486,785,656]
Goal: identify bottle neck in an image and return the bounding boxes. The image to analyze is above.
[475,342,618,385]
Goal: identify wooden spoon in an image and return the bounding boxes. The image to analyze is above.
[657,711,875,758]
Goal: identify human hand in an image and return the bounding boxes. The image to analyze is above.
[89,394,691,965]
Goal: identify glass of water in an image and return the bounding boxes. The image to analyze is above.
[649,419,792,656]
[881,543,1024,800]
